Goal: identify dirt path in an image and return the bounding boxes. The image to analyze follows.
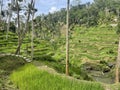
[103,84,119,90]
[104,85,111,90]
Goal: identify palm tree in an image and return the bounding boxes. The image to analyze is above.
[0,0,3,20]
[31,0,36,60]
[15,0,34,54]
[115,9,120,83]
[116,37,120,83]
[16,0,21,54]
[66,0,70,75]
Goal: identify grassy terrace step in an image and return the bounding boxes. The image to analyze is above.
[0,43,17,46]
[0,48,16,51]
[0,50,16,53]
[22,48,52,52]
[0,26,119,70]
[0,34,16,38]
[0,43,16,47]
[74,36,117,40]
[10,64,105,90]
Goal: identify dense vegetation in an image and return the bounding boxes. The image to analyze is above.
[10,64,104,90]
[34,0,120,32]
[0,25,118,83]
[0,0,120,89]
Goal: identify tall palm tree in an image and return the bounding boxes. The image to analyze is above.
[116,37,120,83]
[15,0,34,54]
[66,0,70,75]
[31,0,35,61]
[115,9,120,83]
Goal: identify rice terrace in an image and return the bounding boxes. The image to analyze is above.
[0,0,120,90]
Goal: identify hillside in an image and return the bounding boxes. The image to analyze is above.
[10,64,105,90]
[53,25,119,83]
[0,25,120,89]
[0,55,26,90]
[1,0,120,89]
[57,25,118,64]
[0,25,119,83]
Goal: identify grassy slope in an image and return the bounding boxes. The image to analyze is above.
[0,25,118,64]
[0,25,120,89]
[0,25,119,83]
[49,25,119,83]
[55,25,118,66]
[10,64,104,90]
[0,55,26,89]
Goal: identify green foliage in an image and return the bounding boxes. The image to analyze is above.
[33,0,120,29]
[0,55,26,90]
[116,21,120,35]
[0,56,26,72]
[10,64,104,90]
[0,25,118,83]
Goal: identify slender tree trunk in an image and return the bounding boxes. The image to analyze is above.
[31,15,34,60]
[115,8,120,83]
[115,37,120,83]
[15,16,29,54]
[16,1,20,55]
[15,0,32,54]
[31,0,35,60]
[66,0,70,75]
[6,15,11,40]
[0,0,3,21]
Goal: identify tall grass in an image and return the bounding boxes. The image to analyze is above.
[10,64,104,90]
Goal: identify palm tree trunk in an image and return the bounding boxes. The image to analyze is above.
[31,0,35,60]
[66,0,70,75]
[16,1,20,55]
[115,37,120,83]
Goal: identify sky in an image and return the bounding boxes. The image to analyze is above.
[35,0,94,16]
[2,0,93,17]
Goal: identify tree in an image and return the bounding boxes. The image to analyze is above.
[15,0,36,54]
[6,0,24,54]
[116,8,120,83]
[16,0,21,54]
[6,2,12,40]
[66,0,70,75]
[31,0,36,60]
[0,0,3,21]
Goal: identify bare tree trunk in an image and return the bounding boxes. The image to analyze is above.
[15,13,30,54]
[6,15,11,40]
[31,0,35,60]
[15,0,33,54]
[16,1,21,55]
[115,37,120,83]
[115,8,120,83]
[66,0,70,76]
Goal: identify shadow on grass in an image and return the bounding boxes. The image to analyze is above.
[34,55,93,81]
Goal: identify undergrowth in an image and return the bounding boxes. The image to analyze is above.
[10,64,104,90]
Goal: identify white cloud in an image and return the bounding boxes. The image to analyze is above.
[49,6,58,13]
